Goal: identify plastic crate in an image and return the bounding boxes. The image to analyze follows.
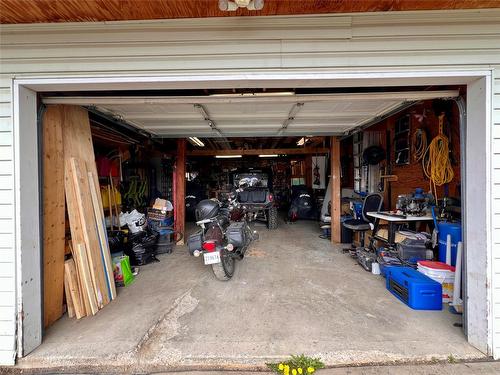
[386,266,442,310]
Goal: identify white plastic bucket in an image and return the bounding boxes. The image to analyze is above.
[417,261,455,303]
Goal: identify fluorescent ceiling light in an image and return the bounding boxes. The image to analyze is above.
[188,137,205,147]
[259,154,278,158]
[215,155,242,158]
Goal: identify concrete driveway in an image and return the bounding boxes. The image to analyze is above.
[15,220,483,373]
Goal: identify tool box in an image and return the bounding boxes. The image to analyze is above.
[386,266,442,310]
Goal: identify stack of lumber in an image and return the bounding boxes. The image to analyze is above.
[44,105,116,320]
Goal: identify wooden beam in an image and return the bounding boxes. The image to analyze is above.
[42,106,66,328]
[187,147,329,156]
[174,139,186,245]
[330,137,341,244]
[305,155,312,188]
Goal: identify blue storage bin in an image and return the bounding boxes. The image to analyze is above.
[386,267,442,310]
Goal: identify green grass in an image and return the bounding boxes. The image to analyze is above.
[267,354,325,374]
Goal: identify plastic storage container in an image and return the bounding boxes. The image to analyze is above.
[397,238,431,262]
[437,222,462,266]
[386,266,443,310]
[417,261,455,303]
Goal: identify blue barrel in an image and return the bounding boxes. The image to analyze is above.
[437,222,462,266]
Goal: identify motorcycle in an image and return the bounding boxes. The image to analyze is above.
[187,190,258,281]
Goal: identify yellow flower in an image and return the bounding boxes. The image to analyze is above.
[298,368,303,374]
[284,369,290,375]
[292,369,297,375]
[307,367,315,374]
[278,364,284,371]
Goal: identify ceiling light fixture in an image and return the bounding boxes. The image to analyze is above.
[215,155,243,158]
[296,137,308,146]
[259,154,279,158]
[188,137,205,147]
[219,0,264,11]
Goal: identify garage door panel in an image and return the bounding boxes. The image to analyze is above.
[94,93,436,138]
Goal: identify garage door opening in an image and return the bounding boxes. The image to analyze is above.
[13,74,492,371]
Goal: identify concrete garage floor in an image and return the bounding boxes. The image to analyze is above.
[17,219,484,373]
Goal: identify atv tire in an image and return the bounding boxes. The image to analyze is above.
[267,206,278,230]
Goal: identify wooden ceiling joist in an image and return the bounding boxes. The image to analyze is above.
[187,147,329,156]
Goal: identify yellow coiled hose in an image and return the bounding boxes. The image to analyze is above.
[422,114,454,199]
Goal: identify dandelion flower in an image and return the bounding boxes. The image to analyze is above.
[278,364,284,371]
[292,369,297,375]
[307,367,315,374]
[298,368,303,374]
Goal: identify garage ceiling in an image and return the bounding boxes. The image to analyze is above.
[44,90,459,138]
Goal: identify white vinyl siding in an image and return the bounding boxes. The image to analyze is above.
[493,71,500,356]
[0,74,15,365]
[0,8,499,363]
[1,12,500,74]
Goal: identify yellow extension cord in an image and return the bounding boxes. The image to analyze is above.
[422,114,454,200]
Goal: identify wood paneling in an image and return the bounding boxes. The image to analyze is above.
[42,106,66,328]
[1,0,499,24]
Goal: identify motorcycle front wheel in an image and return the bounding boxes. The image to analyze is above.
[211,250,235,281]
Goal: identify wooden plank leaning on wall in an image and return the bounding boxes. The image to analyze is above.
[42,106,66,328]
[330,137,341,243]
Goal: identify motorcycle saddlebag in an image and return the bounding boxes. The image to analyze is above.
[187,230,203,255]
[226,221,246,248]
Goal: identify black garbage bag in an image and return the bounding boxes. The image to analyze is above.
[126,230,159,266]
[108,230,126,254]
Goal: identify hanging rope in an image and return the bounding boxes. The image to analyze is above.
[422,113,454,199]
[412,128,427,162]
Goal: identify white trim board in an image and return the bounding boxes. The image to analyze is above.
[16,70,490,92]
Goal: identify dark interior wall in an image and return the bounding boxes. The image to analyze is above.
[343,99,462,208]
[341,138,353,188]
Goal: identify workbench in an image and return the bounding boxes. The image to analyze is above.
[367,211,434,247]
